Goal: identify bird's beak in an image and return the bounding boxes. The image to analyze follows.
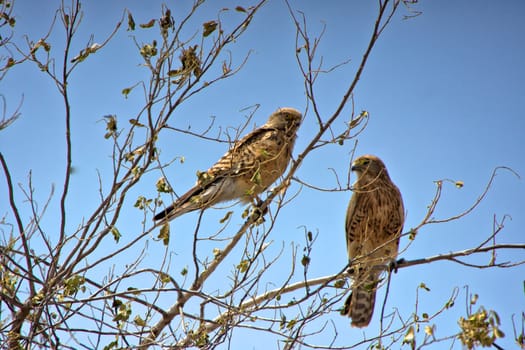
[351,161,361,172]
[351,158,367,172]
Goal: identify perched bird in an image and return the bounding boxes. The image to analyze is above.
[154,107,302,222]
[341,154,404,327]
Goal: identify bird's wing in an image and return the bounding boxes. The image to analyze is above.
[384,185,405,237]
[205,125,277,180]
[153,126,278,221]
[345,192,369,259]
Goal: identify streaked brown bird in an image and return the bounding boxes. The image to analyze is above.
[154,107,302,222]
[341,154,404,327]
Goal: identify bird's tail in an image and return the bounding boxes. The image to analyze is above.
[153,185,203,221]
[153,179,229,222]
[153,204,177,221]
[341,273,377,328]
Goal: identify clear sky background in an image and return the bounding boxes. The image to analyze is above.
[1,0,524,349]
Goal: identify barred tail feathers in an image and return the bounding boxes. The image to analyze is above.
[153,177,238,222]
[341,273,377,328]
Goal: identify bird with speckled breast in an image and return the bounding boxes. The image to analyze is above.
[341,154,404,327]
[154,107,302,222]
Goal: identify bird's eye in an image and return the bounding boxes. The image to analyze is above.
[362,159,370,165]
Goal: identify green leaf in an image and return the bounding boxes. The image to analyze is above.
[140,19,155,28]
[158,223,170,246]
[131,165,142,179]
[129,119,145,127]
[301,255,310,267]
[113,302,132,322]
[219,211,233,223]
[203,20,218,37]
[235,6,247,12]
[111,226,121,243]
[134,315,146,327]
[419,282,431,291]
[40,39,51,52]
[424,325,434,336]
[159,272,171,284]
[222,61,231,75]
[127,11,135,31]
[140,43,157,58]
[156,177,172,193]
[127,287,140,295]
[279,314,286,329]
[334,279,345,288]
[121,87,131,98]
[286,318,297,330]
[104,115,117,139]
[134,195,152,209]
[167,69,181,77]
[160,9,173,33]
[237,259,249,273]
[103,340,118,350]
[5,57,15,68]
[403,326,415,345]
[494,328,505,338]
[112,299,123,309]
[71,43,100,63]
[63,275,86,297]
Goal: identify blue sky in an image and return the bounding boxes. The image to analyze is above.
[1,0,524,348]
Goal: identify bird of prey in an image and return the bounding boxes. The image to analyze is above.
[154,107,302,222]
[340,154,404,327]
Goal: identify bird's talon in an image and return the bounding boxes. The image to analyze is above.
[342,155,405,327]
[389,258,405,273]
[346,260,355,275]
[254,196,264,207]
[249,206,266,224]
[152,108,302,222]
[252,198,269,217]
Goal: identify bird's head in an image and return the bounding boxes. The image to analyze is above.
[267,107,302,133]
[351,154,390,182]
